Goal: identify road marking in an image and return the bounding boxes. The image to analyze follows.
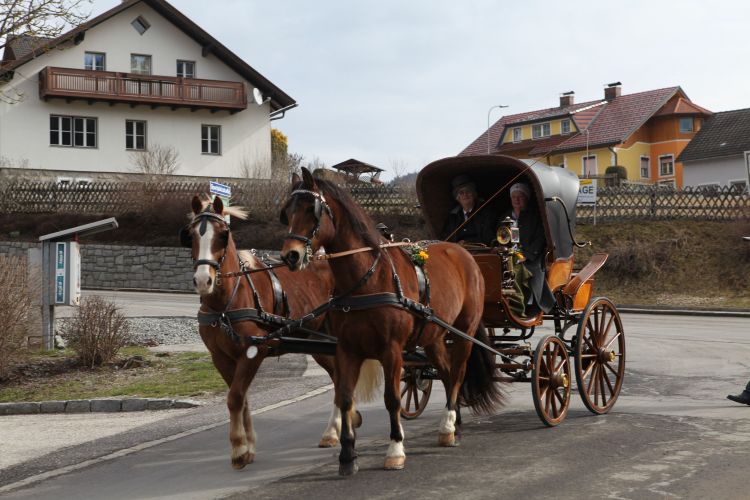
[0,384,334,495]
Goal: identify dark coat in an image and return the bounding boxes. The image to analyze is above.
[504,207,555,313]
[441,204,497,245]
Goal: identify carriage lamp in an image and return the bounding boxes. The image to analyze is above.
[496,217,519,246]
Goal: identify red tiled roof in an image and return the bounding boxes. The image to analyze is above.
[653,97,712,117]
[460,86,689,157]
[2,35,52,62]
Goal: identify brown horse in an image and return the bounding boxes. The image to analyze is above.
[181,195,381,469]
[279,169,503,475]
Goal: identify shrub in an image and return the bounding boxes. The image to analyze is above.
[0,255,31,379]
[63,296,132,368]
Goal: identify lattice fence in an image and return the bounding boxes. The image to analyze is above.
[1,180,746,222]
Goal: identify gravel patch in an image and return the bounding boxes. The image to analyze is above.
[57,316,201,346]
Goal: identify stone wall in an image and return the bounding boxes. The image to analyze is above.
[0,241,194,291]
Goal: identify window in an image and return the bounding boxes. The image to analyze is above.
[130,54,152,75]
[50,115,96,148]
[679,117,694,133]
[84,52,105,71]
[177,60,195,78]
[532,122,551,139]
[640,156,650,179]
[131,16,150,35]
[56,176,73,187]
[582,155,597,177]
[659,155,674,176]
[560,119,571,135]
[729,180,747,194]
[201,125,221,154]
[512,127,522,142]
[126,120,147,150]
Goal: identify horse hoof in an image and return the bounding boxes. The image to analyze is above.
[384,456,405,470]
[353,410,363,429]
[318,436,339,448]
[438,432,458,447]
[231,452,255,469]
[339,460,359,476]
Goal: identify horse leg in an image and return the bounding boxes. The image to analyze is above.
[335,352,363,476]
[439,338,472,448]
[424,341,459,447]
[229,356,262,469]
[312,354,341,447]
[381,345,406,470]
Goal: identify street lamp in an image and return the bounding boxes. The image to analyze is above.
[487,104,509,154]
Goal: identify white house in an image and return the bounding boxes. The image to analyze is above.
[0,0,296,181]
[678,108,750,192]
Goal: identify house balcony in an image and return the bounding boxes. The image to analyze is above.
[38,66,247,113]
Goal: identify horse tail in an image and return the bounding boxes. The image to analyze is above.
[459,323,505,414]
[354,359,383,403]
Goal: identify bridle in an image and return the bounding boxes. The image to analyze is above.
[181,208,229,276]
[281,189,334,262]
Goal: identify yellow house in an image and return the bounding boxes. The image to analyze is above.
[460,84,712,188]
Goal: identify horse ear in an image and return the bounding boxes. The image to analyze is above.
[212,196,224,215]
[301,167,316,189]
[291,172,301,186]
[191,195,202,214]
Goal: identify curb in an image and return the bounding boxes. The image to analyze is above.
[0,398,202,416]
[617,305,750,318]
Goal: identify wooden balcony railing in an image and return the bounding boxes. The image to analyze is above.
[39,66,247,112]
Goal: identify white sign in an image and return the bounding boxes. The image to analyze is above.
[52,242,81,306]
[578,178,597,204]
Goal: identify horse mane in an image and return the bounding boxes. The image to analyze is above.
[188,194,250,221]
[311,178,382,253]
[237,250,259,269]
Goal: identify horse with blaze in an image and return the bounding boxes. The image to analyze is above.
[279,168,503,475]
[181,195,380,469]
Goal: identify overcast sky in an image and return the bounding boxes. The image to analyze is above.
[96,0,750,179]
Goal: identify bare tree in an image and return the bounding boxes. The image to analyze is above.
[388,158,409,180]
[129,143,180,176]
[0,0,92,53]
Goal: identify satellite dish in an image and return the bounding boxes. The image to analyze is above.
[252,87,269,106]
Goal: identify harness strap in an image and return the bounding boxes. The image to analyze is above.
[266,266,288,317]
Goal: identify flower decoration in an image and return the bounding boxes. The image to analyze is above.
[408,246,429,266]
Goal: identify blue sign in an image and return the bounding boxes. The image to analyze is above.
[210,181,232,198]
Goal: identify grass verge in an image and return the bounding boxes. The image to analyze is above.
[0,347,226,403]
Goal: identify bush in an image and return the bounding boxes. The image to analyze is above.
[63,297,132,368]
[0,255,31,379]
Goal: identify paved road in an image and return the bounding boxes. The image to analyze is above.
[55,290,198,318]
[3,312,750,499]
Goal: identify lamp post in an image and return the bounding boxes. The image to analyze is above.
[487,104,509,154]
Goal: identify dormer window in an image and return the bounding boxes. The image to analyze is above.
[512,127,522,142]
[131,16,150,35]
[532,122,551,139]
[561,119,571,135]
[679,117,694,133]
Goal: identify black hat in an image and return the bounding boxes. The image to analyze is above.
[451,174,476,197]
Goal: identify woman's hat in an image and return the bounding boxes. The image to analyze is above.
[451,174,476,197]
[510,182,530,198]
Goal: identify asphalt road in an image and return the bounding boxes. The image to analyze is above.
[4,306,750,499]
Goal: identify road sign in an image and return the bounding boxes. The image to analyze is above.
[578,178,597,204]
[210,181,231,223]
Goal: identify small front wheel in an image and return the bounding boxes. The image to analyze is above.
[531,335,572,426]
[400,366,432,419]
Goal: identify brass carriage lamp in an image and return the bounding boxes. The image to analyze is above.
[496,217,519,247]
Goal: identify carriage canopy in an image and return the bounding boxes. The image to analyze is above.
[416,155,580,260]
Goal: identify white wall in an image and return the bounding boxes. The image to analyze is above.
[0,2,272,178]
[682,155,749,189]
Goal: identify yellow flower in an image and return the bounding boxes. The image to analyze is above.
[418,250,429,261]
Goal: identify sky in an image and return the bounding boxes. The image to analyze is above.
[92,0,750,180]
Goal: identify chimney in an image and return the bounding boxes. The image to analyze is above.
[605,81,622,100]
[560,91,575,107]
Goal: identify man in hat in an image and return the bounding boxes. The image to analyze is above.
[503,182,554,316]
[440,174,496,245]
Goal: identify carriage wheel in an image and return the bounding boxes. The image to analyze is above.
[400,366,432,420]
[531,335,571,427]
[574,297,625,415]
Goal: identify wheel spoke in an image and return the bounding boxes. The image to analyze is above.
[546,385,553,415]
[413,385,420,409]
[580,354,597,359]
[602,366,615,395]
[401,383,409,398]
[555,355,568,373]
[551,388,558,416]
[588,363,599,397]
[598,306,608,341]
[601,314,616,344]
[554,388,565,405]
[604,331,622,351]
[405,383,413,410]
[604,360,620,378]
[582,358,596,380]
[584,330,597,351]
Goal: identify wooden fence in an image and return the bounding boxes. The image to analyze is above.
[0,180,747,222]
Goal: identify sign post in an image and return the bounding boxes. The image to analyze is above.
[210,181,232,223]
[578,178,598,225]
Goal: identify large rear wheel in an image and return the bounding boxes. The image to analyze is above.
[531,335,571,426]
[400,366,432,420]
[574,297,625,414]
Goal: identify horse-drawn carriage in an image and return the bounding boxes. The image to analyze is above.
[399,154,625,426]
[183,153,624,474]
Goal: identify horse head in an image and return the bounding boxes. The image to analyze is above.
[180,194,247,295]
[279,167,335,271]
